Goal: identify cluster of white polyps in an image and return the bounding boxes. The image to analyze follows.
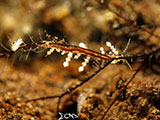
[74,42,87,59]
[63,42,91,72]
[78,56,90,72]
[47,48,55,56]
[63,52,73,67]
[106,41,118,55]
[78,42,91,72]
[11,38,23,51]
[100,47,105,54]
[106,41,120,64]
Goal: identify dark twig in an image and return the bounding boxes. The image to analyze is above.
[24,59,113,115]
[95,0,160,40]
[23,47,159,115]
[57,96,62,114]
[100,62,143,120]
[25,95,60,103]
[99,48,159,120]
[117,48,160,60]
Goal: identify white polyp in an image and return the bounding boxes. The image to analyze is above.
[84,56,90,63]
[47,48,55,55]
[11,38,23,51]
[111,48,119,55]
[79,56,90,70]
[82,62,87,67]
[110,46,114,50]
[63,52,73,68]
[74,55,79,59]
[106,41,119,56]
[100,47,105,54]
[79,42,87,48]
[74,53,81,59]
[100,47,104,51]
[115,51,119,55]
[84,58,89,63]
[111,60,117,64]
[109,51,112,54]
[63,61,69,67]
[56,48,61,52]
[112,48,116,53]
[102,51,105,54]
[67,52,73,58]
[61,51,66,55]
[66,57,71,62]
[106,41,111,47]
[79,66,84,72]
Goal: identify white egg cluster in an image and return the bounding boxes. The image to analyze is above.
[11,38,23,51]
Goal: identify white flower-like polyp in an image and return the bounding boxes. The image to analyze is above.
[47,48,55,56]
[11,38,23,51]
[74,53,81,59]
[106,41,111,47]
[79,66,84,72]
[100,47,105,54]
[79,42,87,48]
[106,41,119,55]
[63,61,69,67]
[67,52,73,58]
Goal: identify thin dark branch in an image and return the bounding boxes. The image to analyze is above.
[25,95,60,103]
[95,0,160,40]
[57,97,61,114]
[24,59,113,115]
[100,63,143,120]
[117,48,160,60]
[56,59,113,111]
[64,60,112,94]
